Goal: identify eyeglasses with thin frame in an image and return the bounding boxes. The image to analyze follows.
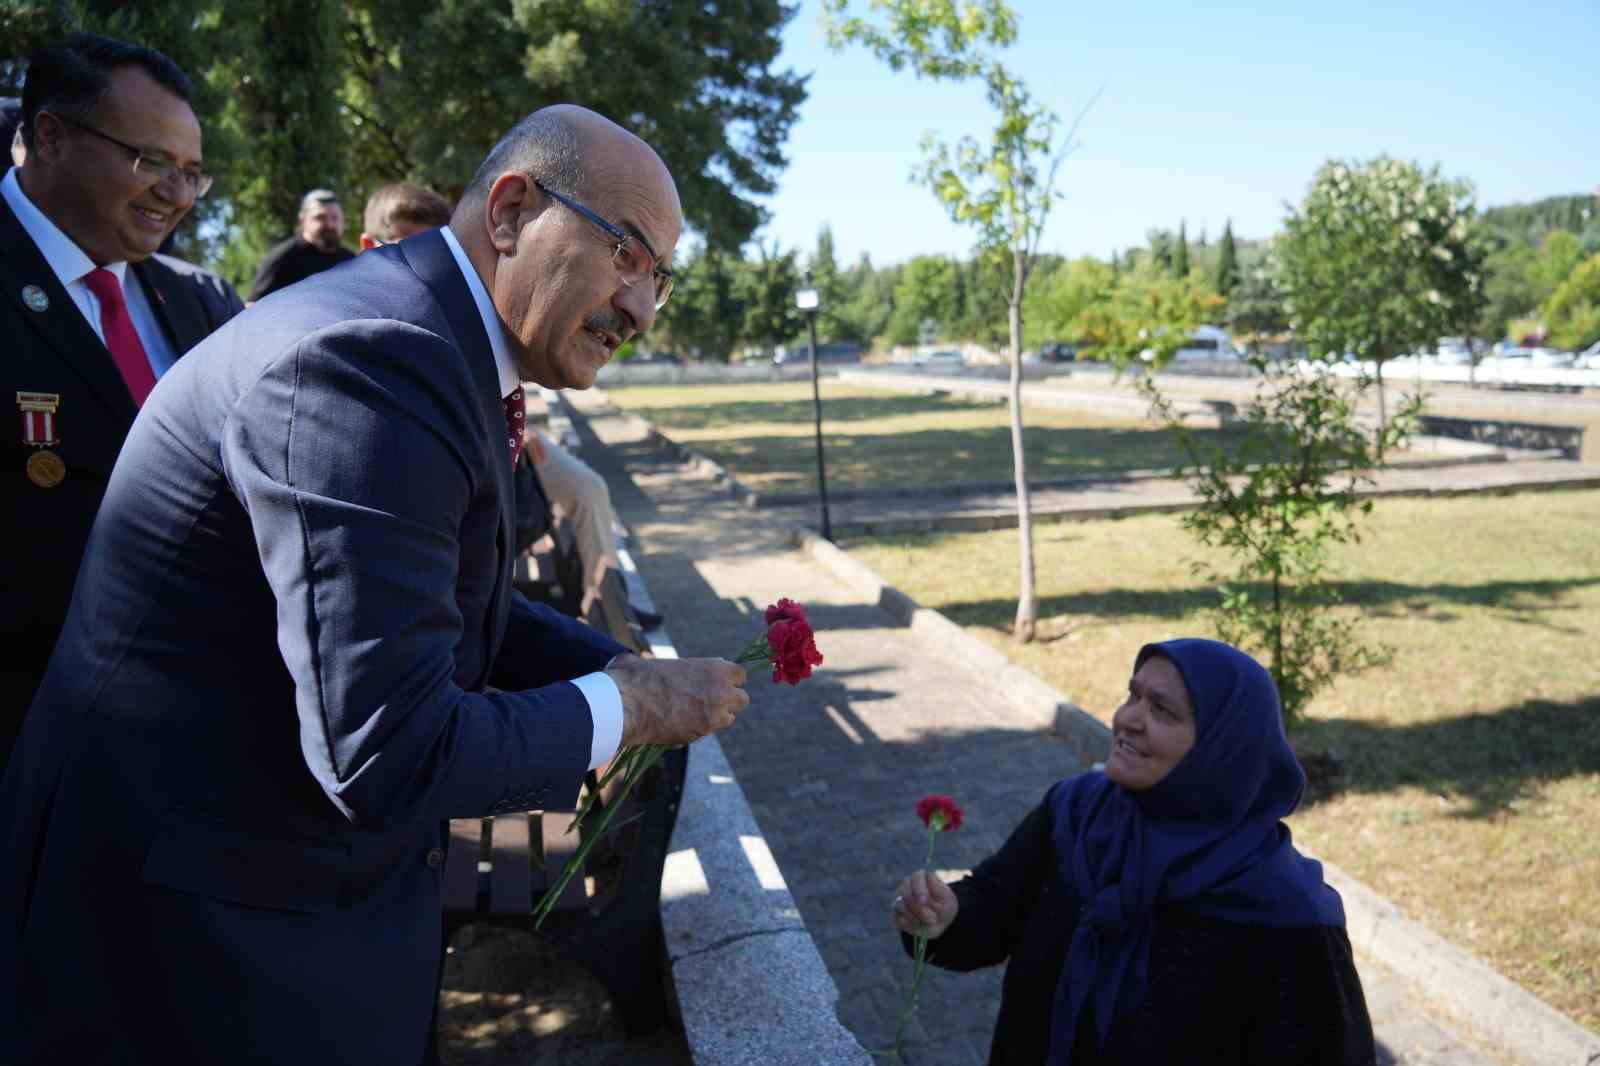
[532,178,673,310]
[49,112,214,198]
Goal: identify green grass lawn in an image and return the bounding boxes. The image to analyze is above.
[602,381,1251,494]
[847,489,1600,1032]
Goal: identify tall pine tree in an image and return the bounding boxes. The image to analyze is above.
[1174,220,1191,277]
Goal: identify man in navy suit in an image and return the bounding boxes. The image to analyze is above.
[1,35,243,771]
[1,103,747,1063]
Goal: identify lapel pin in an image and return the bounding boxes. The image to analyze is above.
[22,284,50,313]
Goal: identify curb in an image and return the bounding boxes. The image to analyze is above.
[785,527,1600,1066]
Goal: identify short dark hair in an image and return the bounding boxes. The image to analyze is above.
[20,33,193,151]
[364,182,452,242]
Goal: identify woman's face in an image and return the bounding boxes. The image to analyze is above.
[1106,654,1198,791]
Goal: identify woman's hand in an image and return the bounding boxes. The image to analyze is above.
[891,869,958,940]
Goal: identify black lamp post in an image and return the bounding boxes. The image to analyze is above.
[795,275,833,541]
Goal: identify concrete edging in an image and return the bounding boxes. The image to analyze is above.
[786,525,1600,1066]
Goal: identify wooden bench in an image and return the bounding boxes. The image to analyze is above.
[438,456,681,1036]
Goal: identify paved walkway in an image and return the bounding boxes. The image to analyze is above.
[563,388,1510,1066]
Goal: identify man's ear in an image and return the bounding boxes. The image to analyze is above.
[484,172,538,255]
[25,112,69,166]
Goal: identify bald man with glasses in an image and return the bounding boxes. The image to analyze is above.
[0,33,243,770]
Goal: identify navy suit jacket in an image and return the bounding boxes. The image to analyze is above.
[0,229,627,1064]
[0,194,245,767]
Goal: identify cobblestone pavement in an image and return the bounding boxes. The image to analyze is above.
[558,388,1515,1066]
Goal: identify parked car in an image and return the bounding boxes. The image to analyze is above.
[1038,340,1079,363]
[1576,341,1600,370]
[912,349,965,367]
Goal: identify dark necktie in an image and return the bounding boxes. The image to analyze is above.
[503,386,526,469]
[83,268,156,407]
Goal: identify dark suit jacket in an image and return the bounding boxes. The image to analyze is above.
[0,229,628,1064]
[0,195,244,765]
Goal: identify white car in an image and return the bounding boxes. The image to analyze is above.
[913,349,964,367]
[1576,341,1600,370]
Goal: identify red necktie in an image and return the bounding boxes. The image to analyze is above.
[503,386,526,469]
[83,268,156,407]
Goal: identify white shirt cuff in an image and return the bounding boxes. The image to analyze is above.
[571,671,624,770]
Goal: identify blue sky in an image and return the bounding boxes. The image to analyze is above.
[752,0,1599,266]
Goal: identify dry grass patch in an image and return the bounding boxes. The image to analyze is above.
[847,489,1600,1031]
[603,381,1247,494]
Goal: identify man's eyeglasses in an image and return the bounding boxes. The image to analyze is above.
[50,113,214,198]
[532,178,673,310]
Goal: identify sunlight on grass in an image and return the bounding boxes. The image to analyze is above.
[603,381,1244,493]
[849,489,1600,1031]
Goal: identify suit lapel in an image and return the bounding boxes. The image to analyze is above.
[397,230,518,679]
[0,197,136,426]
[132,257,210,356]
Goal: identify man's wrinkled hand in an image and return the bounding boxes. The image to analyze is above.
[606,655,749,748]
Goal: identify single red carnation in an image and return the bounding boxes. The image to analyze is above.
[764,598,809,627]
[916,794,963,832]
[767,617,823,685]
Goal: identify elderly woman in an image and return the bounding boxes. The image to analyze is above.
[891,638,1375,1065]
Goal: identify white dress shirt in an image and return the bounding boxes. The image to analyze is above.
[2,168,180,379]
[439,224,624,771]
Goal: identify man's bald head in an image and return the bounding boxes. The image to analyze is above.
[449,104,682,391]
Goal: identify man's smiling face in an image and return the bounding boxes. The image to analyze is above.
[31,64,202,265]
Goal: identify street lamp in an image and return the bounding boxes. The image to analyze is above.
[795,274,833,541]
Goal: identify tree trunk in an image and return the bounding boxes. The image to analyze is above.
[1008,247,1037,643]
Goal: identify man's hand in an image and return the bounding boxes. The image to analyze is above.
[891,869,958,940]
[606,655,749,748]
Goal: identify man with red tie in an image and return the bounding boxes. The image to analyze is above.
[0,33,243,768]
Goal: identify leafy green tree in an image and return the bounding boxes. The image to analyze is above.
[656,245,747,360]
[1022,256,1111,347]
[1076,260,1224,367]
[1276,157,1487,435]
[1215,219,1239,297]
[837,252,895,346]
[1225,264,1290,349]
[1142,357,1417,727]
[884,254,960,345]
[2,0,807,275]
[1527,230,1584,306]
[807,226,854,344]
[740,243,804,357]
[1174,220,1190,278]
[1477,243,1539,342]
[825,0,1091,642]
[1541,254,1600,351]
[1146,227,1174,273]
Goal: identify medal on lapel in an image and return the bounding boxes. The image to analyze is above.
[18,391,66,488]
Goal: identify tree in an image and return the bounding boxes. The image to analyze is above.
[1276,157,1487,436]
[1076,260,1224,367]
[2,0,808,275]
[1174,220,1190,278]
[1022,256,1111,347]
[1142,356,1417,727]
[1477,242,1539,342]
[837,252,895,347]
[1541,254,1600,351]
[825,0,1091,643]
[1215,219,1239,297]
[656,245,747,361]
[884,255,960,345]
[740,243,804,357]
[1224,264,1290,349]
[807,226,853,344]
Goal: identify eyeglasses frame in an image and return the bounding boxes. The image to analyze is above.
[531,178,673,309]
[47,111,214,198]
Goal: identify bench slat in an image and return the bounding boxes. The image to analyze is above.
[443,818,484,911]
[485,813,533,916]
[541,808,588,910]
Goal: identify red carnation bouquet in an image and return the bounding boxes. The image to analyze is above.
[533,599,822,927]
[734,598,824,684]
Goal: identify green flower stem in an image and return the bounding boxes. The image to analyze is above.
[883,818,944,1060]
[531,743,668,928]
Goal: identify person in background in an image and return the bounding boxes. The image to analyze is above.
[246,186,354,301]
[0,33,243,771]
[890,638,1375,1065]
[2,96,22,171]
[359,180,451,248]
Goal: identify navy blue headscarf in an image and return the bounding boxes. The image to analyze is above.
[1044,638,1344,1063]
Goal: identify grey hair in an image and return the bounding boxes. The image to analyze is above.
[458,109,585,216]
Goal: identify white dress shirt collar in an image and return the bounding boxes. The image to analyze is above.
[2,168,129,289]
[439,225,521,399]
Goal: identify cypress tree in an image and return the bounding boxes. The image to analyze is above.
[1216,219,1239,297]
[1174,220,1190,277]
